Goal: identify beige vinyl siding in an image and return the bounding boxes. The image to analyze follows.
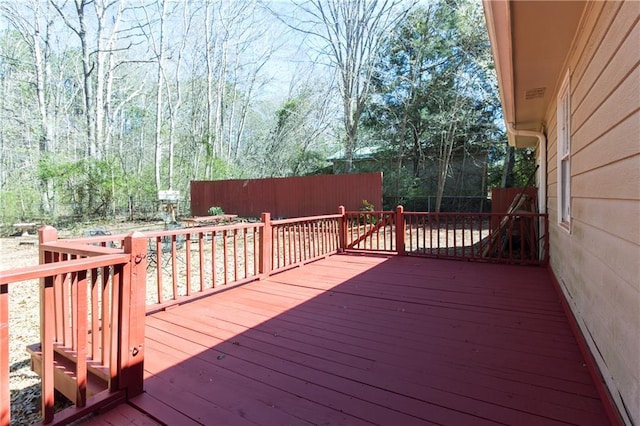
[544,1,640,424]
[571,113,639,176]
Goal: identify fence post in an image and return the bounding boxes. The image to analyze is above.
[396,206,405,255]
[119,232,147,398]
[338,206,346,252]
[259,213,272,277]
[38,226,57,423]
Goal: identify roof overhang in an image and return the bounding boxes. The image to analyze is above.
[483,0,587,148]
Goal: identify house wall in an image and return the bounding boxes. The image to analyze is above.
[543,2,639,424]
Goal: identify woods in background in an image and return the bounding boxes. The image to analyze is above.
[0,0,533,224]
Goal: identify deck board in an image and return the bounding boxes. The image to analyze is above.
[106,254,610,425]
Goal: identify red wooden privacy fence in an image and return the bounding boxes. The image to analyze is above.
[0,206,548,425]
[190,172,383,218]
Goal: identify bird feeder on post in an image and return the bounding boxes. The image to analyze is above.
[157,190,180,223]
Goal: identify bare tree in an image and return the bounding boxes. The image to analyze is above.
[164,1,196,190]
[2,0,56,213]
[140,0,174,192]
[290,0,414,173]
[51,0,98,158]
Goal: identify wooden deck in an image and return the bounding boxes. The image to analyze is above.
[80,254,610,425]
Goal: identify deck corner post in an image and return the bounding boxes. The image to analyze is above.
[39,226,58,260]
[396,205,405,255]
[120,232,147,398]
[38,226,57,423]
[1,279,9,425]
[338,206,346,252]
[259,213,272,277]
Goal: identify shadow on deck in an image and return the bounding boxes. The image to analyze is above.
[80,254,610,425]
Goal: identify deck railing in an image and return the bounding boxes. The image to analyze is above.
[0,227,146,425]
[270,213,342,273]
[343,208,397,252]
[345,207,548,265]
[1,206,549,425]
[142,222,264,311]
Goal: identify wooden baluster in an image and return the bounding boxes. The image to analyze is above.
[259,213,272,277]
[101,267,111,370]
[155,237,163,304]
[253,227,259,275]
[185,233,192,296]
[39,226,57,424]
[338,206,346,252]
[396,206,405,255]
[90,269,99,362]
[75,270,88,407]
[233,229,238,282]
[223,230,229,285]
[243,229,249,279]
[171,235,178,299]
[199,233,205,292]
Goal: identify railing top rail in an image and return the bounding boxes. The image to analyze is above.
[403,212,548,217]
[344,210,394,215]
[40,241,123,257]
[62,222,264,245]
[0,253,129,285]
[64,235,126,244]
[271,213,343,225]
[144,221,264,238]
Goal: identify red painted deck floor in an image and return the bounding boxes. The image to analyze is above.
[82,254,611,425]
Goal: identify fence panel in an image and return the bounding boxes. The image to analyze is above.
[191,173,382,218]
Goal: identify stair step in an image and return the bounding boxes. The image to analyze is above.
[26,343,109,405]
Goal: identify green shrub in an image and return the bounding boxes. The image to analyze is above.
[208,206,224,216]
[358,199,376,225]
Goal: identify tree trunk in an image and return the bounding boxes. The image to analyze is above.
[501,145,515,188]
[149,0,168,193]
[31,2,54,215]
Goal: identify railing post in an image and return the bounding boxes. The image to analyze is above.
[338,206,346,252]
[38,226,57,424]
[259,213,272,277]
[119,232,147,398]
[395,206,405,255]
[543,214,550,265]
[1,270,8,426]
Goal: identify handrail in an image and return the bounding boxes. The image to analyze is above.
[271,213,342,225]
[144,221,264,238]
[39,242,124,257]
[0,254,129,284]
